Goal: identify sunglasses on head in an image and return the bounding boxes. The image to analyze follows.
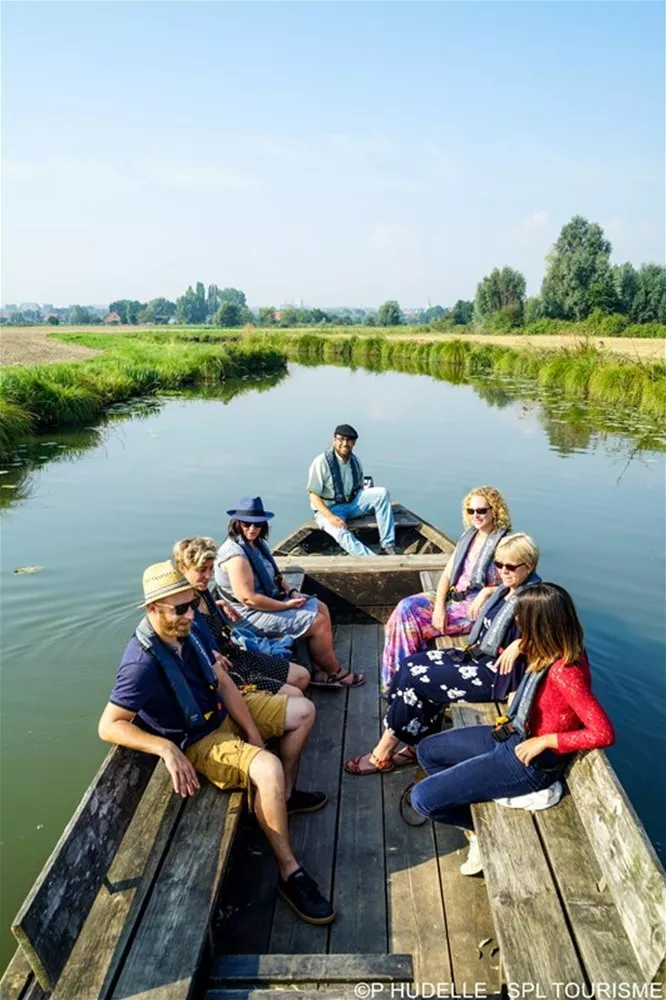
[467,506,490,515]
[158,597,199,615]
[494,561,525,572]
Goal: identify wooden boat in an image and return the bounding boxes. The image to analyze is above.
[3,503,665,1000]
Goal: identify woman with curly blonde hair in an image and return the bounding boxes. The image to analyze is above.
[381,486,512,691]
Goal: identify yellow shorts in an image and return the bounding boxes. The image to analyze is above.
[185,691,288,791]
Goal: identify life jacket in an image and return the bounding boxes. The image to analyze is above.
[236,536,282,598]
[466,572,542,657]
[447,527,508,594]
[324,448,363,504]
[135,616,221,731]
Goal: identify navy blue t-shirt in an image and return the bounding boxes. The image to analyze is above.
[110,632,225,749]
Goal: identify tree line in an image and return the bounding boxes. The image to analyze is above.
[2,216,663,330]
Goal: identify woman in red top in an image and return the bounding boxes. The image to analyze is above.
[410,583,615,874]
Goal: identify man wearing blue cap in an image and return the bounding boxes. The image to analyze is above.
[306,424,397,556]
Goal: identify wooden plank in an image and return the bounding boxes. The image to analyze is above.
[419,569,441,593]
[51,762,185,1000]
[450,703,585,990]
[433,823,501,993]
[275,554,450,573]
[269,627,351,955]
[535,790,645,984]
[280,571,305,593]
[329,625,387,953]
[11,747,157,990]
[112,783,243,1000]
[0,949,47,1000]
[210,952,413,983]
[382,766,452,985]
[566,748,666,982]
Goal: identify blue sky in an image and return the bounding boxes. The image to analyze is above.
[2,1,664,308]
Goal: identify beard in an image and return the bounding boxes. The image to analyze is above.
[156,610,192,639]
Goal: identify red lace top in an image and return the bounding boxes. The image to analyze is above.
[528,652,615,754]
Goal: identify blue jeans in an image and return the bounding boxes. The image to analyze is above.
[411,725,558,830]
[313,487,396,556]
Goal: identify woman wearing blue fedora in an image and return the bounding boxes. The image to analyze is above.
[215,497,365,688]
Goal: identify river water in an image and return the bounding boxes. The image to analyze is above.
[1,363,664,971]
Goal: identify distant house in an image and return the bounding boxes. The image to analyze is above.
[104,311,121,325]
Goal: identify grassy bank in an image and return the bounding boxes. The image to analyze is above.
[0,334,286,459]
[241,331,666,420]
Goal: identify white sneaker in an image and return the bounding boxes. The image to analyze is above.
[460,834,483,876]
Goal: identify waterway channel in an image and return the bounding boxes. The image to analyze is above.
[0,362,664,972]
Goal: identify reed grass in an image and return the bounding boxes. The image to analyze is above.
[244,331,666,421]
[0,335,287,460]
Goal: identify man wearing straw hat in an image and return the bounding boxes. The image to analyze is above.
[98,560,335,925]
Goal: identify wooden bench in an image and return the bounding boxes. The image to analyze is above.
[1,744,243,1000]
[449,702,666,989]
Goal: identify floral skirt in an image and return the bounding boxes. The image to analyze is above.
[384,648,497,745]
[381,591,477,690]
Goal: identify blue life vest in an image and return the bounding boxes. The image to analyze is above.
[324,448,363,505]
[447,527,508,594]
[506,666,549,737]
[237,537,282,599]
[466,572,542,657]
[134,616,220,731]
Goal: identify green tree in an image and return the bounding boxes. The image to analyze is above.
[279,306,300,327]
[541,216,614,320]
[613,263,639,316]
[630,264,666,324]
[523,297,544,325]
[206,284,221,319]
[258,306,276,326]
[67,305,102,325]
[450,300,474,325]
[47,315,60,325]
[109,299,144,324]
[175,284,207,324]
[423,305,447,323]
[219,287,247,308]
[474,267,526,325]
[377,300,403,326]
[214,301,243,327]
[138,298,176,324]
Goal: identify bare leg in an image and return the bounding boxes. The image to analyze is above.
[305,613,341,675]
[279,697,316,797]
[286,662,311,690]
[248,750,299,880]
[277,683,305,697]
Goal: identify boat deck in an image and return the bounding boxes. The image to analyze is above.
[211,624,501,995]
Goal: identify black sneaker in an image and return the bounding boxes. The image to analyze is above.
[382,544,399,555]
[286,789,328,815]
[277,867,335,924]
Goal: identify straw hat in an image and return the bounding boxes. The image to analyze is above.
[139,560,193,608]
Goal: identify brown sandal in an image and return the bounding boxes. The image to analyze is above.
[344,752,395,775]
[310,668,366,689]
[392,746,418,769]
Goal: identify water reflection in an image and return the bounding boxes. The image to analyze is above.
[0,373,287,512]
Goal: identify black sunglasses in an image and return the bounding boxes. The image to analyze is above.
[158,597,199,615]
[494,561,525,572]
[467,506,490,515]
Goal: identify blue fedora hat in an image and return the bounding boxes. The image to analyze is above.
[226,496,275,522]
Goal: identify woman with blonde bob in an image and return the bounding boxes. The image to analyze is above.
[411,584,615,876]
[381,486,511,691]
[346,533,541,775]
[173,537,311,698]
